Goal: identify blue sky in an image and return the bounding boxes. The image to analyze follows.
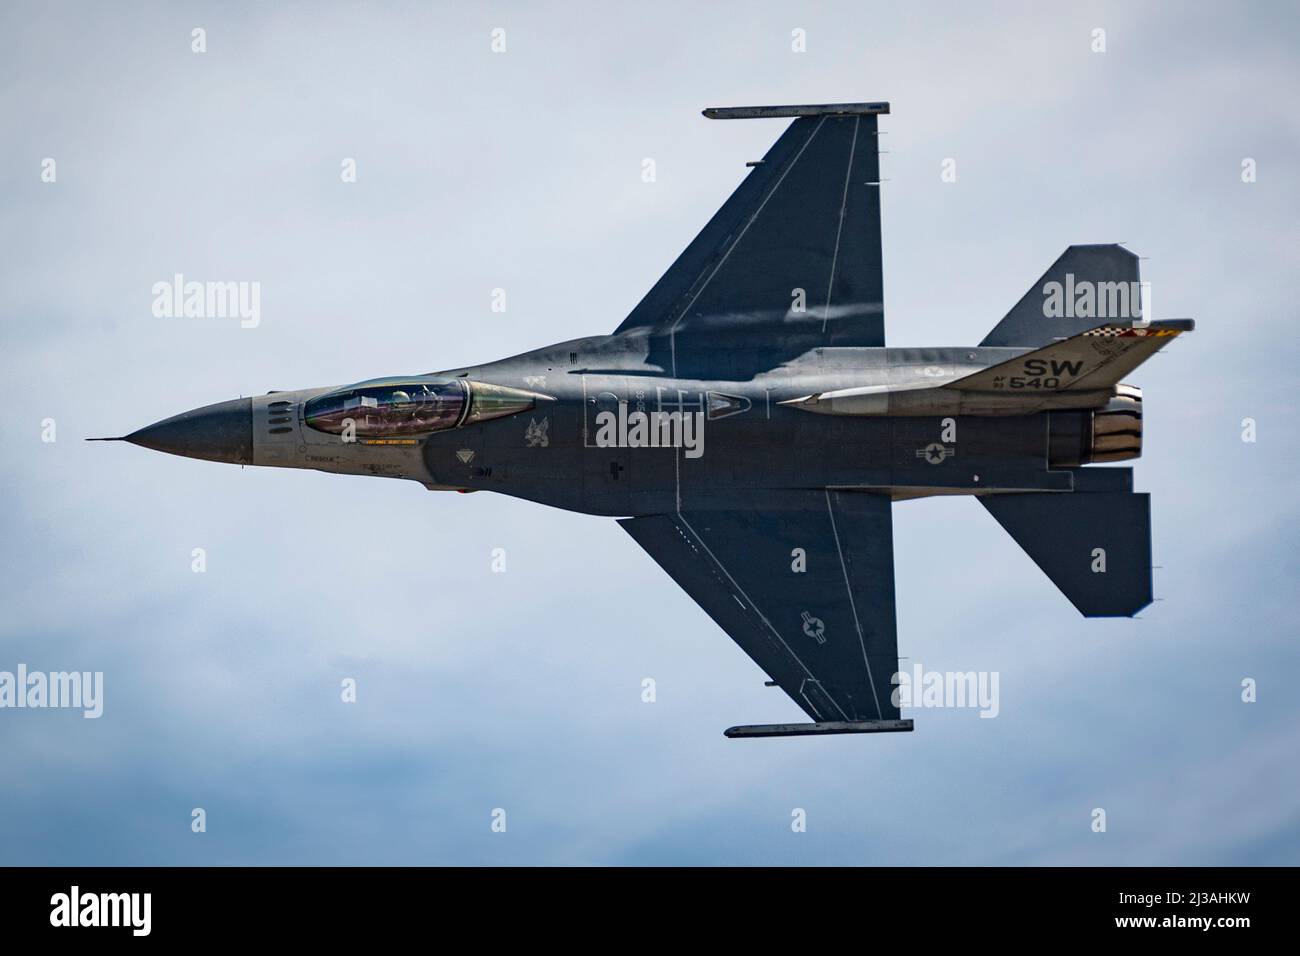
[2,0,1297,865]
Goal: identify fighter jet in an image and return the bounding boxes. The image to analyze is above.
[98,103,1191,737]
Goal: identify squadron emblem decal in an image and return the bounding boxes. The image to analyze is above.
[525,418,550,448]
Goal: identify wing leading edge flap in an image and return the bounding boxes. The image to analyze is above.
[618,490,900,723]
[614,111,886,372]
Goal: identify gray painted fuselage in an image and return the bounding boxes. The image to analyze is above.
[249,334,1061,518]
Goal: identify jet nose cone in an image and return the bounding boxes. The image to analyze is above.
[126,397,253,465]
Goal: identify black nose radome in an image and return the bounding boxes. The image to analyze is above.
[125,397,253,465]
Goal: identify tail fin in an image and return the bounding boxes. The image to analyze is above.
[981,244,1144,347]
[979,471,1152,617]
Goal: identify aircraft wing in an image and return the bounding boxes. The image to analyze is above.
[618,489,906,735]
[614,103,889,376]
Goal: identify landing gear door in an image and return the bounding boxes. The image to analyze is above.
[582,375,631,509]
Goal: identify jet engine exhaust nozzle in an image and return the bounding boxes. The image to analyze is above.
[1048,385,1142,467]
[1089,386,1143,463]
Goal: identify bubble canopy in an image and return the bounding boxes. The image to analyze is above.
[304,376,542,438]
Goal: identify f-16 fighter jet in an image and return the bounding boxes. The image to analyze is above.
[98,103,1192,738]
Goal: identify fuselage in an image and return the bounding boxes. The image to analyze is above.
[238,332,1102,517]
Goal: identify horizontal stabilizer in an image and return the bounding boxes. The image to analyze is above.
[980,487,1153,617]
[950,320,1192,395]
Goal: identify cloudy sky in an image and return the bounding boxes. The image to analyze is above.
[2,1,1297,865]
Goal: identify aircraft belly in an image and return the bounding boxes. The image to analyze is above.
[581,375,633,511]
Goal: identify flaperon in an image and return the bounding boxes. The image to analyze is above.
[96,103,1192,738]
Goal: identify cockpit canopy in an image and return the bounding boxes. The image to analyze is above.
[304,377,467,437]
[304,376,545,438]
